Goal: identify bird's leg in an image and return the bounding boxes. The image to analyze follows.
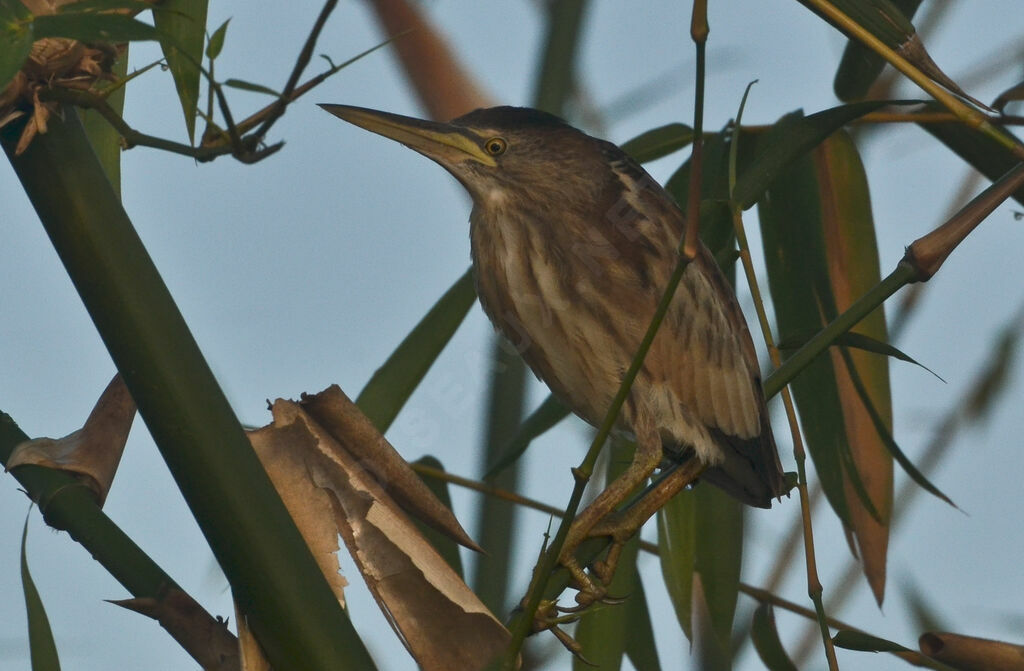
[557,411,662,607]
[589,457,706,586]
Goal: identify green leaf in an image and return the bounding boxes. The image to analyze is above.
[623,572,663,671]
[57,0,157,13]
[832,629,911,653]
[153,0,208,143]
[484,393,569,478]
[78,47,128,198]
[223,78,281,97]
[733,101,898,209]
[206,17,228,60]
[657,475,742,665]
[21,515,61,671]
[356,268,476,433]
[918,105,1024,208]
[0,0,33,91]
[759,130,894,602]
[621,123,694,163]
[777,330,944,382]
[410,456,464,579]
[574,438,644,670]
[750,604,798,671]
[32,12,159,41]
[657,486,695,639]
[837,346,956,508]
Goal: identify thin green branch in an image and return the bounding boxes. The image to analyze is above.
[797,0,1024,161]
[727,86,839,670]
[3,109,373,671]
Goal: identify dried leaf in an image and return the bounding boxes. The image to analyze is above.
[254,398,510,671]
[300,385,479,552]
[7,373,135,505]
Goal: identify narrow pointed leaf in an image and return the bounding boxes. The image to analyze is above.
[621,123,694,163]
[78,48,128,197]
[21,516,61,671]
[223,78,280,97]
[206,18,228,60]
[484,393,569,478]
[751,604,798,671]
[657,479,743,658]
[153,0,207,142]
[624,571,663,671]
[410,456,465,579]
[57,0,155,12]
[733,101,896,209]
[833,630,911,653]
[0,0,33,90]
[356,268,476,433]
[32,12,159,41]
[759,129,894,602]
[777,329,944,382]
[574,438,643,670]
[838,345,955,508]
[657,488,695,639]
[918,106,1024,207]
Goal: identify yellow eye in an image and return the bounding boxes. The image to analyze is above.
[484,137,508,155]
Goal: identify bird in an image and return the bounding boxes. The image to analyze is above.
[321,103,786,606]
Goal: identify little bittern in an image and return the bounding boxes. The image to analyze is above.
[322,103,785,609]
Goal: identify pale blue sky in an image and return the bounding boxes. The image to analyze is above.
[2,2,1023,669]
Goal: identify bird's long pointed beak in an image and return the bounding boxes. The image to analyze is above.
[319,104,496,167]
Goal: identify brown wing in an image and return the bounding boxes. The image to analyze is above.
[653,247,785,507]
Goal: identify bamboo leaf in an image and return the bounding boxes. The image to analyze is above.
[657,478,743,661]
[21,515,61,671]
[750,604,798,671]
[57,0,157,12]
[153,0,207,143]
[0,0,33,90]
[411,456,465,579]
[833,629,911,653]
[837,346,956,508]
[777,329,944,382]
[223,78,280,97]
[356,268,476,433]
[621,123,694,163]
[918,105,1024,208]
[574,438,643,670]
[624,571,663,671]
[760,130,894,602]
[206,17,229,60]
[657,486,695,639]
[32,12,159,41]
[733,101,896,209]
[78,48,128,197]
[484,393,569,478]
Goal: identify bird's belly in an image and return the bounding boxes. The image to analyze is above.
[488,249,643,428]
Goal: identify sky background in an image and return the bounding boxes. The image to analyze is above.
[2,1,1024,669]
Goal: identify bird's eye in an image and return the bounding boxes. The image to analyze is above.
[485,137,508,155]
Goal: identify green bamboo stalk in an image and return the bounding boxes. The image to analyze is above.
[2,110,374,671]
[1,412,239,670]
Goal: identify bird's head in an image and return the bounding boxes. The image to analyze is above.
[320,104,609,213]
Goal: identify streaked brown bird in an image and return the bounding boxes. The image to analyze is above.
[322,103,785,604]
